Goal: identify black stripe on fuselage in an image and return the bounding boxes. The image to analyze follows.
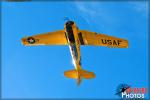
[78,32,84,45]
[65,21,75,44]
[65,21,79,61]
[64,32,68,44]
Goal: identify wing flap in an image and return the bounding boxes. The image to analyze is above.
[79,30,128,48]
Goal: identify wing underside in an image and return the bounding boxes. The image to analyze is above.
[22,30,68,46]
[78,30,128,48]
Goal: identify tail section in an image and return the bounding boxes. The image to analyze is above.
[64,69,95,85]
[79,70,95,79]
[64,70,78,79]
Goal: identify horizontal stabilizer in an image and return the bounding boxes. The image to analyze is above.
[64,69,95,79]
[64,70,78,79]
[80,70,95,79]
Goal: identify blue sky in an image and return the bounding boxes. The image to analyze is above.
[1,1,149,99]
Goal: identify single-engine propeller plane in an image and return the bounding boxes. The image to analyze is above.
[21,21,128,85]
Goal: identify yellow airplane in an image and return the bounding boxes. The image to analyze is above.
[21,21,128,85]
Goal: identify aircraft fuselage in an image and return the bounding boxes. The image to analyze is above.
[65,21,81,70]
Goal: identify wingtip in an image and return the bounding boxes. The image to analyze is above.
[21,37,28,46]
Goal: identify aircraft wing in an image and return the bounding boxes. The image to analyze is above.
[78,30,128,48]
[22,30,68,46]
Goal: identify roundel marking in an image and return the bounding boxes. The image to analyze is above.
[27,37,36,44]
